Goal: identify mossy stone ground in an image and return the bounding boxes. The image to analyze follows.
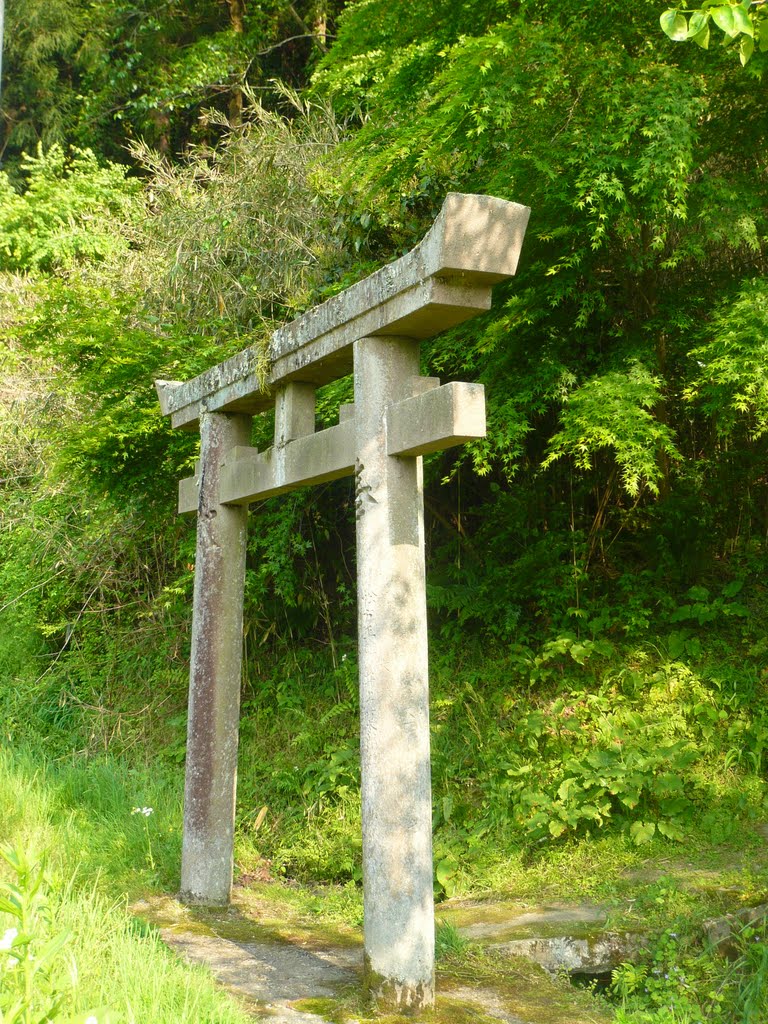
[134,889,611,1023]
[131,830,768,1023]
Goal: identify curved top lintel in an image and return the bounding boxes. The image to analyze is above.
[155,193,530,430]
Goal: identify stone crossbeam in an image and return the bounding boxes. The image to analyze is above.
[155,192,530,430]
[387,380,485,458]
[178,379,486,512]
[220,417,354,508]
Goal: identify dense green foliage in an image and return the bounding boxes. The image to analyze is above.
[0,0,342,164]
[2,0,768,1019]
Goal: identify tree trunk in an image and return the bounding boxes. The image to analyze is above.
[313,3,327,50]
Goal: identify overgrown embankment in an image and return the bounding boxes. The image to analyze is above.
[2,2,768,1018]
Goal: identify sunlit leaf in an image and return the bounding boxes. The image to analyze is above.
[435,855,459,887]
[657,820,684,841]
[711,5,737,36]
[660,9,689,40]
[630,820,656,846]
[687,10,709,36]
[692,23,711,47]
[732,4,754,35]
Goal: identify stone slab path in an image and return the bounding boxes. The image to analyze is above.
[159,928,354,1023]
[134,890,615,1024]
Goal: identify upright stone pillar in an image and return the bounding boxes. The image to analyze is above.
[354,336,435,1011]
[180,410,251,905]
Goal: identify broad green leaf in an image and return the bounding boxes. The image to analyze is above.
[549,819,567,838]
[711,5,737,36]
[660,9,689,40]
[655,772,685,792]
[688,11,711,47]
[687,10,709,36]
[657,820,684,841]
[630,820,656,846]
[569,642,589,664]
[740,33,755,62]
[588,750,617,769]
[732,4,754,35]
[558,777,577,801]
[619,790,641,809]
[435,855,458,887]
[724,601,749,617]
[760,19,768,51]
[660,797,691,816]
[692,23,711,47]
[579,804,602,821]
[525,812,550,836]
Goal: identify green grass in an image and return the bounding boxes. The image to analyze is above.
[0,742,252,1024]
[3,625,768,1024]
[51,887,255,1023]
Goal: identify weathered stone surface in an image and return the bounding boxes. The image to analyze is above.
[162,928,358,1001]
[180,411,251,905]
[154,193,530,430]
[492,933,644,976]
[157,193,531,1004]
[448,988,529,1024]
[444,901,608,943]
[180,378,485,512]
[704,902,768,956]
[355,336,435,1010]
[387,381,485,458]
[441,899,645,976]
[139,889,611,1024]
[215,419,355,510]
[275,382,316,443]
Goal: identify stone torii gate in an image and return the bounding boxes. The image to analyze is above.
[155,192,529,1011]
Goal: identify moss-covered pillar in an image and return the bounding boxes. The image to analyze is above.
[354,336,435,1011]
[180,409,251,905]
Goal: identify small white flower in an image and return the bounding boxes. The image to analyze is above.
[131,806,154,816]
[85,1016,99,1024]
[0,928,17,950]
